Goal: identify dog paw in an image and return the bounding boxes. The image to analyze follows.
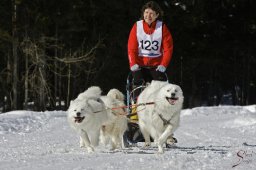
[110,146,117,151]
[157,147,164,154]
[166,136,177,145]
[157,150,164,154]
[87,146,94,153]
[143,142,151,148]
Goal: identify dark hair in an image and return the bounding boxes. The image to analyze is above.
[140,1,164,20]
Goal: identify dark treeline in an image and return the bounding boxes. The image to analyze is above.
[0,0,255,112]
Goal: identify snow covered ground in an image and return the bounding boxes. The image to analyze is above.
[0,105,256,170]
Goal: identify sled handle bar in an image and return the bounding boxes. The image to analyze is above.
[126,71,168,114]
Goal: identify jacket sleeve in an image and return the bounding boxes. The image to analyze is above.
[161,24,173,67]
[127,23,138,68]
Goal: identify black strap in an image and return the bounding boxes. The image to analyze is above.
[158,114,171,126]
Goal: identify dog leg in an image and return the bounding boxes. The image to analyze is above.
[110,134,123,150]
[79,130,94,153]
[157,124,173,154]
[114,133,123,149]
[139,122,151,147]
[80,136,85,148]
[99,128,108,147]
[110,136,117,150]
[90,130,100,147]
[118,134,124,149]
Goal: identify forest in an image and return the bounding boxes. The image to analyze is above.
[0,0,255,112]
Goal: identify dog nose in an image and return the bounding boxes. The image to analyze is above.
[171,93,176,97]
[76,112,81,117]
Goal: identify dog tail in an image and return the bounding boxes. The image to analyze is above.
[77,86,102,101]
[107,89,124,101]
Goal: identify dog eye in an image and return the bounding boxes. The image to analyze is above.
[81,109,84,111]
[167,90,170,92]
[74,109,77,112]
[175,89,178,92]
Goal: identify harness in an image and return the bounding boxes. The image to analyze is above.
[93,99,172,126]
[152,103,174,126]
[92,102,155,117]
[158,113,172,126]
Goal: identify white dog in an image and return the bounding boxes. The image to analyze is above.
[100,89,128,150]
[67,86,107,153]
[137,80,184,153]
[67,86,127,153]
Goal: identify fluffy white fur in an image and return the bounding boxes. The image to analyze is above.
[67,86,127,153]
[100,89,128,150]
[137,80,184,153]
[67,86,107,153]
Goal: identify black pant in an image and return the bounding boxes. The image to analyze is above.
[132,67,167,85]
[131,67,167,101]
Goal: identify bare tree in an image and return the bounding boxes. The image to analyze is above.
[20,36,103,110]
[20,37,51,110]
[53,38,104,108]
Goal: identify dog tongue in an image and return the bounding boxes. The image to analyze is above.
[168,98,176,105]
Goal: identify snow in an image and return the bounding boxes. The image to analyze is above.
[0,105,256,170]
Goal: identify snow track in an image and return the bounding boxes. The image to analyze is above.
[0,106,256,170]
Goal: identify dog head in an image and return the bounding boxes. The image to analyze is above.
[68,100,87,123]
[68,98,104,124]
[105,89,126,117]
[107,89,125,101]
[67,86,104,124]
[159,83,184,106]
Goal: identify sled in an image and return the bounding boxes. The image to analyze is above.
[123,71,171,146]
[123,72,144,146]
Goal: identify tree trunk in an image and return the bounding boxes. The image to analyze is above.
[12,0,18,110]
[24,51,29,109]
[58,50,62,109]
[66,49,72,108]
[38,37,46,111]
[5,52,12,112]
[54,24,58,109]
[67,64,71,107]
[245,53,250,105]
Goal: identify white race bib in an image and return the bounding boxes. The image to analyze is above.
[136,20,162,57]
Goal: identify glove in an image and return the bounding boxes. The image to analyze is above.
[156,65,166,72]
[130,64,140,71]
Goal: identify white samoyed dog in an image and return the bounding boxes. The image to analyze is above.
[100,89,128,150]
[137,80,184,153]
[67,86,127,153]
[67,86,107,153]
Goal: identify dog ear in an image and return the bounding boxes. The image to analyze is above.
[86,98,105,113]
[96,98,105,104]
[107,89,125,101]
